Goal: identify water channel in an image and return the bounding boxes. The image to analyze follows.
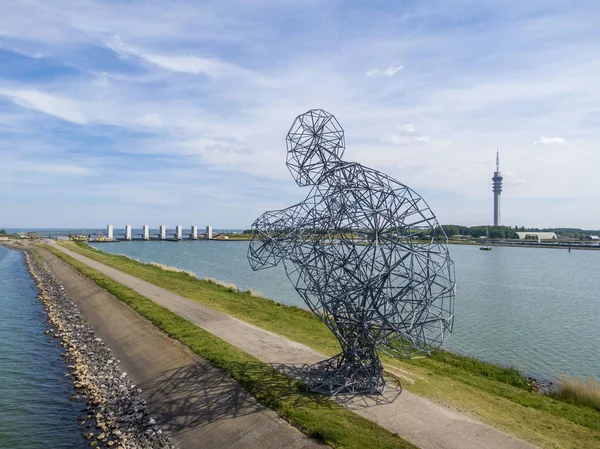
[0,245,85,448]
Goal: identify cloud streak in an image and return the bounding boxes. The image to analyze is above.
[534,137,567,146]
[365,65,404,77]
[384,124,429,146]
[0,89,89,124]
[106,36,248,78]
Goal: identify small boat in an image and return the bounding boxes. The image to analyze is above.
[480,227,492,250]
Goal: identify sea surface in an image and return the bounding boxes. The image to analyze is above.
[0,245,85,448]
[90,240,600,382]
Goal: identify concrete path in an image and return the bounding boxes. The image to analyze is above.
[49,242,536,449]
[38,246,321,449]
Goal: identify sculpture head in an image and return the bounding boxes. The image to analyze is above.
[286,109,345,186]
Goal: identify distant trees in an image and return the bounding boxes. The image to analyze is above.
[242,224,600,241]
[440,225,516,239]
[436,225,600,240]
[437,224,471,237]
[0,229,6,235]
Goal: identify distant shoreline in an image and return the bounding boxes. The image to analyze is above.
[91,235,600,251]
[448,240,600,251]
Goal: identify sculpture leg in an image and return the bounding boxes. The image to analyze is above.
[300,331,386,396]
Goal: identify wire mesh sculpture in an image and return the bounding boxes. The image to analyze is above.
[248,109,455,395]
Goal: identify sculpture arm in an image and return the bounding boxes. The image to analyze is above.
[247,203,308,271]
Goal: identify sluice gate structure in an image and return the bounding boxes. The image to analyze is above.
[94,225,217,242]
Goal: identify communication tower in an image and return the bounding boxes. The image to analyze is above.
[492,150,503,226]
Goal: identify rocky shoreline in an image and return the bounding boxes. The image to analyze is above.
[8,243,173,449]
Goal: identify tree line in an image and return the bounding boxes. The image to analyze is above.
[242,225,599,240]
[440,225,522,239]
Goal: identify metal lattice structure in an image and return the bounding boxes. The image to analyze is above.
[248,109,455,396]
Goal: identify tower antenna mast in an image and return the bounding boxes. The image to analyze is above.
[492,149,503,226]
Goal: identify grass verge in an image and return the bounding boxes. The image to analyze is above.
[40,244,416,449]
[552,376,600,411]
[56,241,600,448]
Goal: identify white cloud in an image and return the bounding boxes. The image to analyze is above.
[28,163,95,176]
[397,123,416,133]
[0,89,88,124]
[365,65,404,77]
[383,65,404,76]
[503,172,527,186]
[0,159,95,179]
[533,136,567,146]
[139,54,230,76]
[94,185,177,206]
[106,36,246,78]
[385,123,429,145]
[135,113,163,127]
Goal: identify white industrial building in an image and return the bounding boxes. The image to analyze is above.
[514,232,557,240]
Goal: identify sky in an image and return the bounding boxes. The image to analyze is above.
[1,0,599,229]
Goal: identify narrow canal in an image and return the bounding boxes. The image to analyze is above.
[0,245,84,448]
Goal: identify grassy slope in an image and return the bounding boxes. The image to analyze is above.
[41,245,416,449]
[58,241,600,449]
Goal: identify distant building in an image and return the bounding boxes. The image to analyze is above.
[514,232,557,240]
[588,235,600,240]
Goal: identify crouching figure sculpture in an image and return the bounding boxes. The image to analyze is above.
[248,109,455,395]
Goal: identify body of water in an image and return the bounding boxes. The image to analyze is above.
[0,245,85,448]
[90,241,600,381]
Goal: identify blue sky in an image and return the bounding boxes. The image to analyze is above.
[1,0,599,229]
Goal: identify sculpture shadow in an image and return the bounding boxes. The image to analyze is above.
[273,363,403,408]
[139,360,261,434]
[139,359,336,436]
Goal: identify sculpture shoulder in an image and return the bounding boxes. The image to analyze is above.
[321,161,411,193]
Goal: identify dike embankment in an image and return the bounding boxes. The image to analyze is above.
[0,241,172,449]
[28,243,320,449]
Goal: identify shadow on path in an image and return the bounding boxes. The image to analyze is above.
[140,361,261,432]
[273,363,403,408]
[140,358,404,437]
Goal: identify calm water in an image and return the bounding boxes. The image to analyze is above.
[91,241,600,381]
[0,246,85,448]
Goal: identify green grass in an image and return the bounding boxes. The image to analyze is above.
[54,241,600,448]
[422,350,532,389]
[219,233,253,240]
[40,245,416,449]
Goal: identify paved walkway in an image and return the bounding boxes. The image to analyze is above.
[38,246,321,449]
[50,242,536,449]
